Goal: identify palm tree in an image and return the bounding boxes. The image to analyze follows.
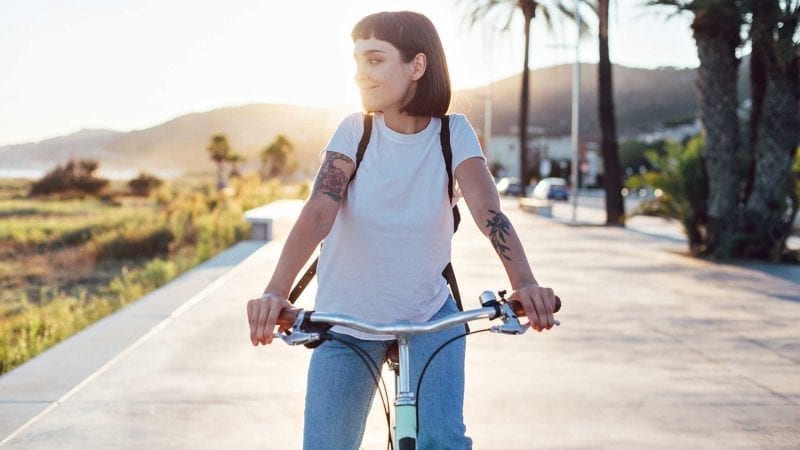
[742,0,800,259]
[461,0,586,192]
[207,133,232,190]
[226,152,245,179]
[648,0,799,260]
[260,135,294,180]
[648,0,744,256]
[596,0,625,226]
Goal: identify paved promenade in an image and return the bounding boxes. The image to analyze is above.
[1,198,798,449]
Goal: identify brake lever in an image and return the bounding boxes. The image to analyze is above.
[490,301,529,335]
[275,310,323,346]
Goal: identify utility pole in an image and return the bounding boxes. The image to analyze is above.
[570,0,581,223]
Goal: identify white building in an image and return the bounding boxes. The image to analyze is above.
[485,133,599,186]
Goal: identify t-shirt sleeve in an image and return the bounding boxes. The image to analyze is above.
[449,114,485,170]
[322,112,364,162]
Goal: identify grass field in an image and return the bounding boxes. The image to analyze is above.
[0,175,306,375]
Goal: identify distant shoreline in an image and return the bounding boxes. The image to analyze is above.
[0,168,182,180]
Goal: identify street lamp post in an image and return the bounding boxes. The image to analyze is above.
[570,0,581,223]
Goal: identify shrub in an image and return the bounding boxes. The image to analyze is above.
[128,172,163,197]
[30,159,109,197]
[628,136,709,254]
[95,224,175,260]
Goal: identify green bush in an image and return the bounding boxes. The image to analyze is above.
[1,174,303,375]
[128,172,164,197]
[95,224,175,260]
[628,136,709,254]
[30,159,109,197]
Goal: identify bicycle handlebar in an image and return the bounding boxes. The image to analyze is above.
[275,295,561,334]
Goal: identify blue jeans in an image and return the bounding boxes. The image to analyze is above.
[303,298,473,450]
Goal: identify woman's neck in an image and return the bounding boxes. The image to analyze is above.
[381,110,431,135]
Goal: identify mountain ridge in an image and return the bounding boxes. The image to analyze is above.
[2,61,750,176]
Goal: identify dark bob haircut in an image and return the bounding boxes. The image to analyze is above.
[352,11,451,117]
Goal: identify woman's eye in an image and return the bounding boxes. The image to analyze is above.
[369,59,381,65]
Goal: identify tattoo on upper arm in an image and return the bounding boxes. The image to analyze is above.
[486,209,512,260]
[312,153,353,203]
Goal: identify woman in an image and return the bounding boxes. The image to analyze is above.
[247,11,557,450]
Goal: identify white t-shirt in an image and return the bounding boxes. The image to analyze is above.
[314,112,485,340]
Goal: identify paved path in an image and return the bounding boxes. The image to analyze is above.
[1,198,798,449]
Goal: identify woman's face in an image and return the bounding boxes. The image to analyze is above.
[353,38,423,113]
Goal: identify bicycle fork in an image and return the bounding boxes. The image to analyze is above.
[389,335,416,450]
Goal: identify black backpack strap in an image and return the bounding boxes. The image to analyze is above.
[441,115,454,201]
[289,113,373,304]
[439,115,467,331]
[440,116,461,234]
[355,113,373,172]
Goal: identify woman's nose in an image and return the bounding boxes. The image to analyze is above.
[354,65,367,83]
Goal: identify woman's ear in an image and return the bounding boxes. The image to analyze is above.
[410,53,427,81]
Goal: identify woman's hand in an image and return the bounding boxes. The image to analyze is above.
[509,284,557,332]
[247,292,292,345]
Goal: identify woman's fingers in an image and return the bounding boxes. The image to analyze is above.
[256,300,270,344]
[514,285,557,332]
[542,287,556,329]
[264,297,286,344]
[246,293,290,346]
[247,300,259,346]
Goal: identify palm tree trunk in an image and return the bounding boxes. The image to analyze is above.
[691,5,743,257]
[597,0,625,226]
[216,162,225,190]
[518,13,533,193]
[742,0,800,260]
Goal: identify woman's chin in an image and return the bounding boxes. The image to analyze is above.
[360,102,380,113]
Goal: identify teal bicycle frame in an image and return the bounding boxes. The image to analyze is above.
[276,290,560,450]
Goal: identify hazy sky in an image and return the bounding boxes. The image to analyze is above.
[0,0,696,146]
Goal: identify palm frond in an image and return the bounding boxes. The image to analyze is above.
[581,0,599,16]
[502,7,516,31]
[540,5,554,30]
[556,3,593,36]
[641,0,693,21]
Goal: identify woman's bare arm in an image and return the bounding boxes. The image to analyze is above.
[263,151,355,296]
[455,157,556,331]
[248,151,354,345]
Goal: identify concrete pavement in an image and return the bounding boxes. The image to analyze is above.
[1,197,798,449]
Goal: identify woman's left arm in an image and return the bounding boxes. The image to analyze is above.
[456,158,557,331]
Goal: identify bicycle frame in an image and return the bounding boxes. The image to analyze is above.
[276,291,560,450]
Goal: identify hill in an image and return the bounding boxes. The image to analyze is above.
[2,61,753,176]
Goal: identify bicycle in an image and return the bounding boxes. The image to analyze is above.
[273,290,562,450]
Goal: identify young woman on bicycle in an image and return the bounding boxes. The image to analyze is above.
[247,11,558,450]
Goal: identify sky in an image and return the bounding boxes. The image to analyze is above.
[0,0,696,147]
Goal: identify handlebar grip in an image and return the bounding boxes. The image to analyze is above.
[508,295,561,317]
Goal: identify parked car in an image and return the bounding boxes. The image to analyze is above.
[530,177,569,201]
[496,177,522,196]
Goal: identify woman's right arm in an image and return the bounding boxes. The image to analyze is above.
[248,151,355,346]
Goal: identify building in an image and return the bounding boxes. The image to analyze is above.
[485,131,599,187]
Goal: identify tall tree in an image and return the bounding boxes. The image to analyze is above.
[207,133,232,190]
[649,0,744,256]
[596,0,625,225]
[462,0,584,192]
[648,0,799,261]
[226,152,245,179]
[261,135,295,180]
[741,0,800,259]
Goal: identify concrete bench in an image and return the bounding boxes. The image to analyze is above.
[244,199,304,241]
[518,197,553,217]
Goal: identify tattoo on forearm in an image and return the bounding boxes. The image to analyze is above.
[486,209,512,260]
[312,153,352,203]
